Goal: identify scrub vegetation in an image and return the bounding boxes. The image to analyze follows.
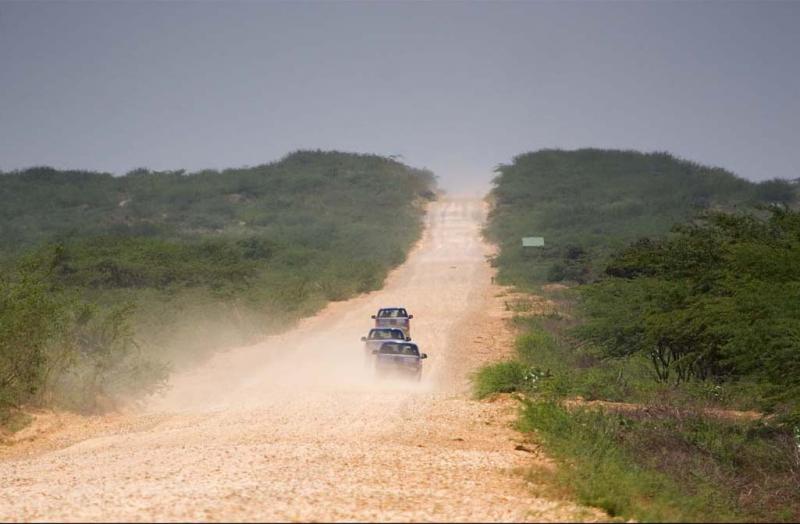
[0,150,436,421]
[480,149,800,521]
[486,148,796,286]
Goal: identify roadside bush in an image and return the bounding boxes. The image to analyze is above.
[0,255,167,416]
[473,361,529,398]
[0,259,71,408]
[578,208,800,420]
[51,303,168,412]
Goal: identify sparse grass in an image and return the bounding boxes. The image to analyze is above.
[475,296,800,522]
[509,316,649,402]
[473,361,528,399]
[518,401,740,522]
[520,400,800,522]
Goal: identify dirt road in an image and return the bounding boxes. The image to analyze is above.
[0,199,596,521]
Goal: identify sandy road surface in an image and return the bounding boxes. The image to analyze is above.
[0,199,598,522]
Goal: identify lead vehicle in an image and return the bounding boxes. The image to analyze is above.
[373,341,427,381]
[371,307,413,337]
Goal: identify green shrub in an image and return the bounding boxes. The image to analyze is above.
[578,208,800,419]
[473,361,529,398]
[0,256,168,417]
[0,259,71,409]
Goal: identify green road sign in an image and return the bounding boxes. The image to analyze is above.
[522,237,545,247]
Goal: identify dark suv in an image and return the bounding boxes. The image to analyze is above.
[373,341,427,381]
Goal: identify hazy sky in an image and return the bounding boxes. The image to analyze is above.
[1,1,798,193]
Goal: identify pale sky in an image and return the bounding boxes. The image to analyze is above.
[1,1,798,193]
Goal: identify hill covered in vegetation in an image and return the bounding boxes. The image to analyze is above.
[486,148,796,285]
[480,149,799,521]
[0,151,436,420]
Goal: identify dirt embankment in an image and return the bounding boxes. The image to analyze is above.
[0,199,601,522]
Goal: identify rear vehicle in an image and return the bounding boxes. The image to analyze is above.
[371,307,413,337]
[373,341,427,381]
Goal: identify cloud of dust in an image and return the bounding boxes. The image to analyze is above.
[146,311,436,414]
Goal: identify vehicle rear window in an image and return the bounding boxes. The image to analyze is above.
[378,308,408,318]
[369,329,400,340]
[378,343,419,356]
